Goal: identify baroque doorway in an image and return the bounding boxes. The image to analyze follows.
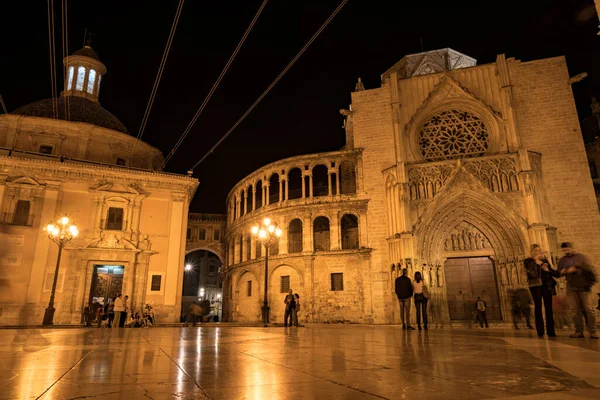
[89,265,124,306]
[445,257,501,321]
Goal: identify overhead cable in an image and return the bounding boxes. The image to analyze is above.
[162,0,271,168]
[188,0,349,172]
[47,0,58,119]
[61,0,71,122]
[131,0,185,160]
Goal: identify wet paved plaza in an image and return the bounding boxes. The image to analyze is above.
[1,325,600,400]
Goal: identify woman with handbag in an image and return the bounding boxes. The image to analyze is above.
[524,244,560,337]
[412,271,429,331]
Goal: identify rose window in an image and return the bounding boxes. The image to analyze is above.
[418,110,489,161]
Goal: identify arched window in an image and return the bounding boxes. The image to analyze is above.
[288,168,302,199]
[313,216,330,251]
[419,109,489,161]
[245,236,251,261]
[87,69,96,94]
[312,165,329,196]
[269,173,280,204]
[233,197,237,221]
[246,185,253,213]
[76,66,86,91]
[341,214,359,249]
[255,181,263,209]
[240,190,246,217]
[339,161,357,194]
[288,219,303,253]
[67,66,74,90]
[229,239,235,266]
[255,240,262,258]
[238,235,244,263]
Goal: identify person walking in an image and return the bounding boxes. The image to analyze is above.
[558,242,598,339]
[395,268,414,330]
[120,295,129,328]
[112,294,125,329]
[187,302,203,326]
[524,244,560,337]
[413,271,429,331]
[283,289,295,327]
[511,288,534,330]
[292,294,300,327]
[474,297,489,328]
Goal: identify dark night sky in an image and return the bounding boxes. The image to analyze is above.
[2,0,599,213]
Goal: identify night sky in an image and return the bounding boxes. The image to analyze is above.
[2,0,599,213]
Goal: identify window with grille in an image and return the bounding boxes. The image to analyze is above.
[106,207,124,230]
[213,229,220,241]
[246,281,252,297]
[331,273,344,291]
[199,229,206,240]
[14,200,31,226]
[39,145,53,155]
[280,276,290,293]
[150,275,162,291]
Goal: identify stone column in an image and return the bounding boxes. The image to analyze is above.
[278,179,283,203]
[26,181,60,304]
[309,174,314,198]
[252,186,256,211]
[164,192,188,308]
[303,213,312,252]
[131,198,143,243]
[235,197,241,219]
[335,173,340,197]
[284,177,289,201]
[301,175,306,198]
[243,192,248,215]
[264,182,270,205]
[330,211,341,250]
[327,171,333,196]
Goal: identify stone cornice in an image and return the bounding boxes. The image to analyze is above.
[0,154,198,197]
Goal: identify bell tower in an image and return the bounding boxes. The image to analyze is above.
[62,37,107,102]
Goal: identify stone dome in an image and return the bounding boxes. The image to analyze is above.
[72,46,100,60]
[12,96,128,133]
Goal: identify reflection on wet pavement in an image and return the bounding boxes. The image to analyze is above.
[0,326,599,399]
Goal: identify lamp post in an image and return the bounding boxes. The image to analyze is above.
[42,215,78,325]
[251,217,282,327]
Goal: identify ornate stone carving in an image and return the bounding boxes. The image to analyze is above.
[408,164,455,200]
[463,156,519,193]
[418,110,489,161]
[443,221,490,251]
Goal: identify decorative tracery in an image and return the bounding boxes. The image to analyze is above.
[418,110,489,161]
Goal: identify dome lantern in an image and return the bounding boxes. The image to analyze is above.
[62,38,106,103]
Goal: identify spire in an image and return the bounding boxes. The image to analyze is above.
[354,77,365,92]
[62,35,106,103]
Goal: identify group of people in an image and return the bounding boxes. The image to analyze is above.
[394,270,430,330]
[283,289,301,327]
[395,242,598,339]
[84,293,155,329]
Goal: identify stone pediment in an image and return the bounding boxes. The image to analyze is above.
[91,181,140,195]
[405,76,501,131]
[85,234,138,251]
[7,176,41,186]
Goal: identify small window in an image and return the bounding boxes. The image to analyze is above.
[150,275,162,291]
[67,66,74,90]
[199,229,206,241]
[246,281,252,297]
[39,145,53,155]
[106,207,124,230]
[14,200,31,226]
[280,276,290,293]
[331,273,344,291]
[590,161,598,180]
[116,158,127,166]
[213,229,220,241]
[87,69,96,94]
[76,66,86,91]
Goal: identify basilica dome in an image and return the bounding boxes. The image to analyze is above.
[13,96,128,133]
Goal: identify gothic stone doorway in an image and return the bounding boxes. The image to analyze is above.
[445,257,502,321]
[89,265,124,306]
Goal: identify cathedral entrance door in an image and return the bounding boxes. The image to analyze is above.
[89,265,124,306]
[445,257,501,321]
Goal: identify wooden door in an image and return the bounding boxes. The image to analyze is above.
[89,266,124,305]
[444,257,501,321]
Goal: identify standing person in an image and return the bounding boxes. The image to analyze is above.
[187,302,203,326]
[474,297,489,328]
[292,294,301,327]
[119,295,129,328]
[558,242,598,339]
[524,244,560,337]
[412,271,428,331]
[511,288,534,330]
[112,294,125,329]
[395,269,414,330]
[106,303,115,328]
[283,289,295,327]
[96,306,104,328]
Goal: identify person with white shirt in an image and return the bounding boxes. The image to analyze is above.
[112,293,125,330]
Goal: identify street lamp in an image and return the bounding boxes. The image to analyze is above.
[42,215,78,325]
[185,263,193,271]
[251,217,282,327]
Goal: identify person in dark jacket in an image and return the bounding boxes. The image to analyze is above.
[511,288,534,330]
[558,242,598,339]
[524,244,560,337]
[395,268,414,330]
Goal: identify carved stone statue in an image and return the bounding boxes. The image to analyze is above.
[500,265,509,285]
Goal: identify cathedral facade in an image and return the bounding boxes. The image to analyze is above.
[222,49,600,325]
[0,46,197,325]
